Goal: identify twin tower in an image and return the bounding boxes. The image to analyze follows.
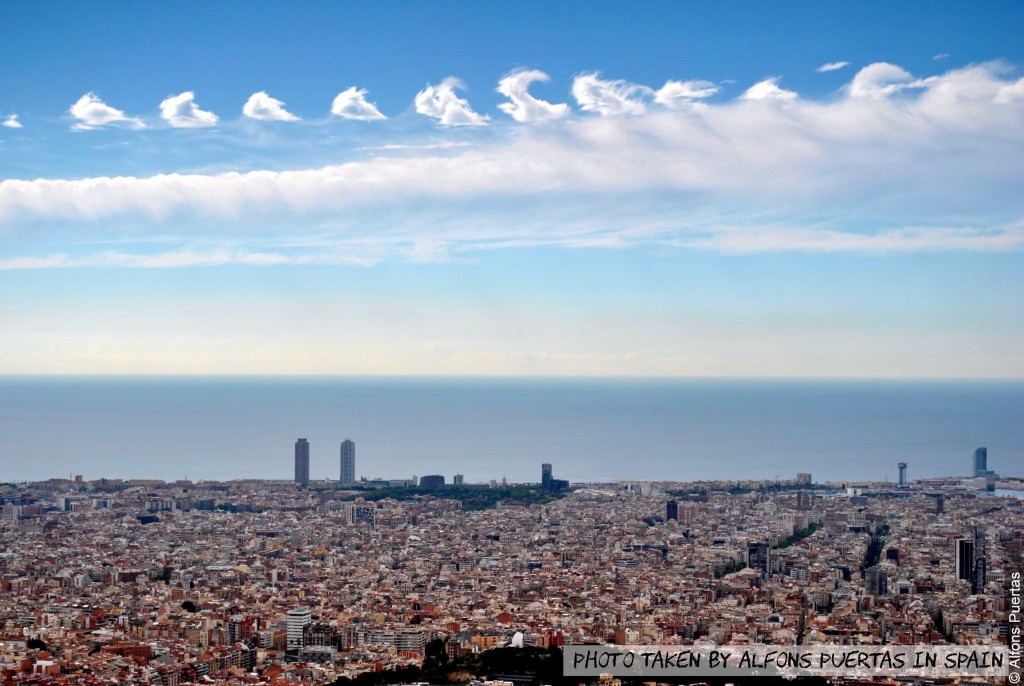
[294,438,356,486]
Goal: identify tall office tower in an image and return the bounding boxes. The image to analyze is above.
[897,462,907,487]
[955,538,974,581]
[934,493,945,514]
[796,472,812,485]
[747,542,770,580]
[453,474,464,486]
[339,439,355,485]
[286,607,311,651]
[865,565,888,596]
[972,528,986,594]
[294,438,310,486]
[541,463,552,490]
[666,500,678,521]
[973,447,987,477]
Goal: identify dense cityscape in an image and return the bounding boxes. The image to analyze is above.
[1,441,1021,686]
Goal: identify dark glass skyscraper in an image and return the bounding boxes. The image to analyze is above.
[294,438,309,486]
[955,537,974,581]
[340,439,355,485]
[973,447,987,477]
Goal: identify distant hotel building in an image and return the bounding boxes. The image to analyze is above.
[541,463,568,492]
[340,439,355,485]
[974,447,987,476]
[294,438,309,486]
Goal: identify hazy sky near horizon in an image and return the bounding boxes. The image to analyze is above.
[1,1,1023,377]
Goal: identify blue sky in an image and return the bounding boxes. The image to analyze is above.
[1,1,1022,377]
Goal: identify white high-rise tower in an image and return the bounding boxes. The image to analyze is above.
[340,439,355,485]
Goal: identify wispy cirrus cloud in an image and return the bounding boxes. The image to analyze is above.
[816,61,850,73]
[497,69,569,122]
[69,93,145,130]
[331,87,387,121]
[414,77,488,126]
[159,91,218,128]
[3,61,1023,267]
[242,91,299,121]
[0,248,376,271]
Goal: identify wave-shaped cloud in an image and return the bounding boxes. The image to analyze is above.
[3,62,1022,264]
[572,72,651,115]
[331,87,387,121]
[69,93,145,130]
[654,80,720,108]
[243,91,299,121]
[742,77,798,101]
[160,91,218,128]
[497,69,569,122]
[415,77,488,126]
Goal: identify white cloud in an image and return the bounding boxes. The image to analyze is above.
[414,77,488,126]
[741,77,798,101]
[2,114,21,129]
[159,91,218,128]
[69,93,145,130]
[572,72,651,115]
[845,62,935,99]
[816,61,850,73]
[0,249,374,271]
[934,53,950,61]
[331,87,387,121]
[682,223,1024,254]
[496,69,569,122]
[996,76,1024,104]
[654,80,719,108]
[242,91,299,121]
[3,61,1022,263]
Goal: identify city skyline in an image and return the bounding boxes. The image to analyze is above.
[1,2,1023,378]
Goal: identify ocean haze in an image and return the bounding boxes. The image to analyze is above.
[1,376,1021,485]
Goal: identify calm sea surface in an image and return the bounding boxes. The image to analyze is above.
[0,377,1021,484]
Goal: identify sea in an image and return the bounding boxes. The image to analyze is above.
[0,377,1021,485]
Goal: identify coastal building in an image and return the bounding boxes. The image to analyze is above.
[294,438,309,486]
[973,447,987,477]
[340,439,355,485]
